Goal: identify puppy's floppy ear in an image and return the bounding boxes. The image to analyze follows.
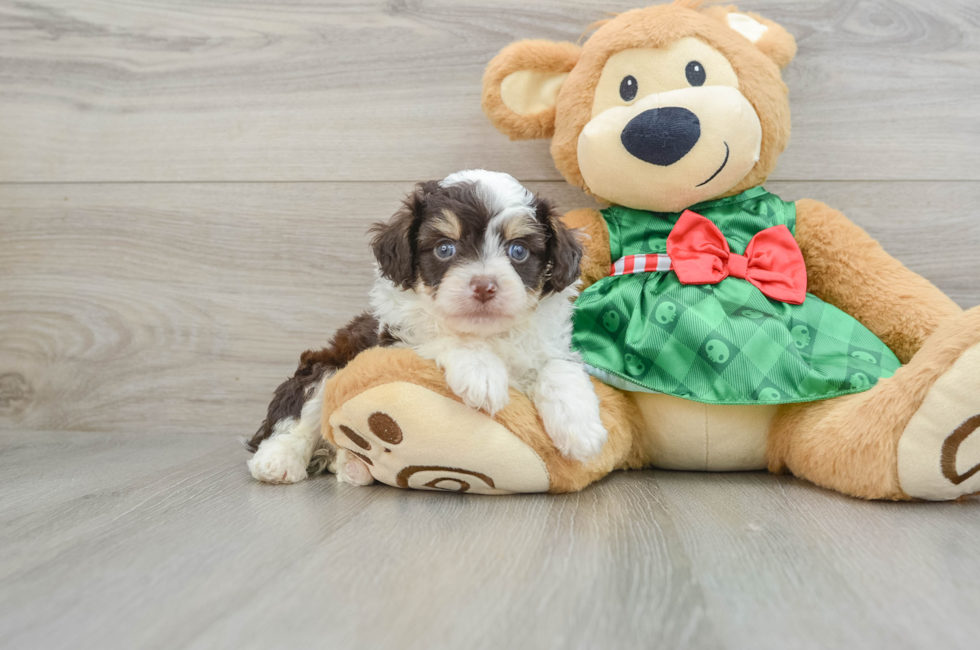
[536,197,582,294]
[703,6,798,70]
[370,182,435,289]
[483,40,581,141]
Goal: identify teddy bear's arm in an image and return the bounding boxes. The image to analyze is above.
[563,208,611,290]
[794,199,962,363]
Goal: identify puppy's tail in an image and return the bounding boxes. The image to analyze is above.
[245,312,387,454]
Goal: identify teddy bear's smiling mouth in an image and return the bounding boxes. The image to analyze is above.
[696,142,730,188]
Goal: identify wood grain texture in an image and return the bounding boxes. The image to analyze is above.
[2,181,978,436]
[0,430,977,650]
[2,2,978,647]
[0,0,978,182]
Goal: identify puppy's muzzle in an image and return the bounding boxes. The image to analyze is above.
[470,276,498,304]
[621,107,701,167]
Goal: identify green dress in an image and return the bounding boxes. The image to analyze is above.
[572,187,902,405]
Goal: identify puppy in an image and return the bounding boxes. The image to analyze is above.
[246,170,607,485]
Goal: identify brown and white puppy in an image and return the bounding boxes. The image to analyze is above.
[246,171,608,485]
[370,170,607,458]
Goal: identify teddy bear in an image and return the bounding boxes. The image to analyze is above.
[319,0,980,501]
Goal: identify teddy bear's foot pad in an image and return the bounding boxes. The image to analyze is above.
[327,382,551,495]
[899,343,980,500]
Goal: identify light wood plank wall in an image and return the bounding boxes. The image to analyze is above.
[2,0,979,436]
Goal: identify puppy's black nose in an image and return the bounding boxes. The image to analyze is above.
[621,107,701,167]
[471,277,497,303]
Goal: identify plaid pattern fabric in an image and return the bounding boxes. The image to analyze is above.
[572,188,902,405]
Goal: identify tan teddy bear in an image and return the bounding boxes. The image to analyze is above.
[319,0,980,501]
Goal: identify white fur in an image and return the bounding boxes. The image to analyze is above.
[429,255,535,336]
[727,13,769,44]
[370,172,608,461]
[441,170,535,219]
[532,359,606,461]
[373,276,606,460]
[372,265,580,392]
[435,344,512,415]
[248,376,328,484]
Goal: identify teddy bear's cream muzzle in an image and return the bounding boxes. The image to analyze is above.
[577,86,762,213]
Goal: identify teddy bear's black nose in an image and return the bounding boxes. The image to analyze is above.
[621,107,701,167]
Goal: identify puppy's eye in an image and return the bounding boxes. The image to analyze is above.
[620,75,638,102]
[686,61,706,87]
[508,243,529,263]
[434,242,456,260]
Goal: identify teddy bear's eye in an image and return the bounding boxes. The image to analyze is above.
[686,61,706,87]
[620,75,638,102]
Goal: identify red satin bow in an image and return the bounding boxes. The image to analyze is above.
[666,210,808,305]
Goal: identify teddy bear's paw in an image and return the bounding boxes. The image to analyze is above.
[898,343,980,500]
[334,448,375,487]
[328,381,551,495]
[248,439,310,484]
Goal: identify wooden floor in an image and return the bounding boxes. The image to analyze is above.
[0,430,977,650]
[2,1,980,648]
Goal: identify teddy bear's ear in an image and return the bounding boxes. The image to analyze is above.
[705,7,798,70]
[483,40,581,141]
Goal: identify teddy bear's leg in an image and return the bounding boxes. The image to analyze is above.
[320,348,644,494]
[767,307,980,501]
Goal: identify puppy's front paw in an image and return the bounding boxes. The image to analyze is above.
[248,441,309,484]
[444,356,511,416]
[548,415,608,462]
[534,361,608,462]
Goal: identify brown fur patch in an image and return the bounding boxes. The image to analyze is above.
[561,208,611,289]
[369,181,439,290]
[483,40,582,141]
[536,197,583,294]
[246,312,396,453]
[794,199,962,364]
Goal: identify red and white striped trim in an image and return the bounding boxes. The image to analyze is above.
[610,254,672,277]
